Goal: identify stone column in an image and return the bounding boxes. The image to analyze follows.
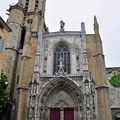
[60,108,64,120]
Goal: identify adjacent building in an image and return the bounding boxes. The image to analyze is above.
[0,16,11,73]
[106,67,120,120]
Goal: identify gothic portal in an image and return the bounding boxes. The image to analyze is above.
[3,0,112,120]
[27,21,97,120]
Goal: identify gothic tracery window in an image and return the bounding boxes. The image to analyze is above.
[53,44,70,74]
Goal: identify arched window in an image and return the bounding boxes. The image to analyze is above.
[53,44,70,74]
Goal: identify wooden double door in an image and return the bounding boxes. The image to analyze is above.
[50,108,74,120]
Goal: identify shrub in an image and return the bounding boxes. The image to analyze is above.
[0,73,10,113]
[109,73,120,87]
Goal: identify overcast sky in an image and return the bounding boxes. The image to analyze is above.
[0,0,120,67]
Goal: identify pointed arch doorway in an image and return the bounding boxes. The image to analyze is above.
[39,77,82,120]
[49,89,75,120]
[48,90,75,120]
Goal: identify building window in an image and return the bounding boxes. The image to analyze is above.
[0,24,3,29]
[19,27,26,49]
[0,37,4,52]
[53,44,70,74]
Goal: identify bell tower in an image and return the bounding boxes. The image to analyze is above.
[3,0,47,120]
[17,0,46,15]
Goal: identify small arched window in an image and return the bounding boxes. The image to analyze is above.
[53,44,70,74]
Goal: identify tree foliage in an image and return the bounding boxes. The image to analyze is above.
[0,73,10,113]
[109,73,120,87]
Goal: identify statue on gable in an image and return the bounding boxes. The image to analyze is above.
[60,20,65,32]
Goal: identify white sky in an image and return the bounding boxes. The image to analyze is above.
[0,0,120,67]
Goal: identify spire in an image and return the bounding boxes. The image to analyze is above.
[81,22,88,71]
[81,22,86,34]
[94,16,99,34]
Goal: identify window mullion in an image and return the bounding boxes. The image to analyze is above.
[66,52,68,73]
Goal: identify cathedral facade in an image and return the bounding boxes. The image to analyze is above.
[2,0,113,120]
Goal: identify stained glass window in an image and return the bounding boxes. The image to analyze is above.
[53,44,70,74]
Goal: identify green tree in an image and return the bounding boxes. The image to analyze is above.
[109,73,120,87]
[0,73,10,113]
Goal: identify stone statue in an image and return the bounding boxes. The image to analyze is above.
[58,57,64,70]
[60,20,65,32]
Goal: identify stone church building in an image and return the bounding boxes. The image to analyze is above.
[2,0,119,120]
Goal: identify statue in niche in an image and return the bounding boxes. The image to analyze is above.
[85,81,90,94]
[33,85,37,94]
